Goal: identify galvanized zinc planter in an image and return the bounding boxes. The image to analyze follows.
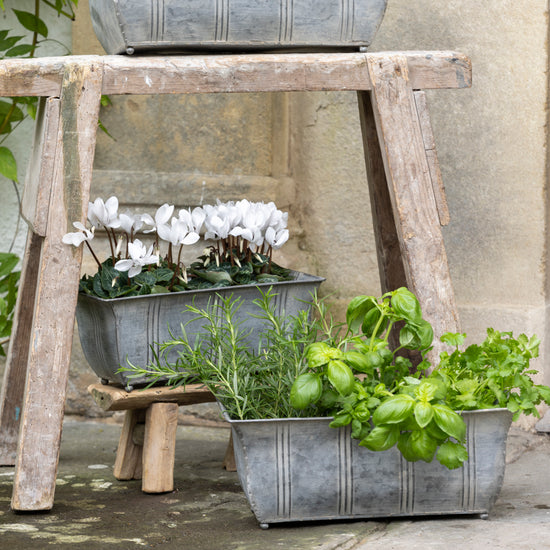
[76,270,324,389]
[224,408,512,528]
[89,0,388,55]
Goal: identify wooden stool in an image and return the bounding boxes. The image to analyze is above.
[88,383,235,493]
[0,51,471,510]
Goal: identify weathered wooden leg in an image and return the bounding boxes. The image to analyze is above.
[357,90,408,294]
[11,61,103,511]
[0,233,42,465]
[0,95,62,466]
[363,54,460,358]
[113,409,145,481]
[142,403,179,493]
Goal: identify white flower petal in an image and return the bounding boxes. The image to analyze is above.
[114,259,133,272]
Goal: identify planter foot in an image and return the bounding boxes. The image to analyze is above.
[100,378,109,385]
[479,513,489,520]
[259,523,269,530]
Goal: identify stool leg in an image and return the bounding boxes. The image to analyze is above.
[11,61,103,511]
[142,403,178,493]
[222,431,236,472]
[114,409,146,481]
[361,54,461,359]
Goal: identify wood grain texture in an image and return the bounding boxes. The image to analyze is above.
[88,383,216,411]
[366,54,460,359]
[413,90,450,226]
[11,60,103,511]
[113,409,145,481]
[0,52,471,97]
[21,98,61,235]
[0,232,42,465]
[142,403,178,493]
[357,90,408,294]
[222,432,236,472]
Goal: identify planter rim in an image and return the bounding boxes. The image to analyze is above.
[221,406,512,424]
[77,270,325,304]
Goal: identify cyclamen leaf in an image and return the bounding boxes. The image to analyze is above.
[432,404,466,442]
[327,360,355,396]
[372,394,415,425]
[436,441,469,469]
[360,425,399,451]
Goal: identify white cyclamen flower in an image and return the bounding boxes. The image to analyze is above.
[178,207,206,234]
[157,217,200,247]
[88,196,121,229]
[265,226,289,249]
[118,212,144,235]
[62,222,95,247]
[114,239,159,278]
[141,203,175,233]
[204,210,231,240]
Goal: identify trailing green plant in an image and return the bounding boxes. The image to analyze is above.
[121,288,327,420]
[0,1,78,182]
[0,251,20,356]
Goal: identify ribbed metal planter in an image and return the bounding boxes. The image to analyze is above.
[76,270,323,389]
[224,408,512,528]
[89,0,388,55]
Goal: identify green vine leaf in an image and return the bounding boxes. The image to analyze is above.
[13,9,49,37]
[0,146,17,181]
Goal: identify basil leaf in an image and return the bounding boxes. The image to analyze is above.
[432,404,466,442]
[360,425,399,451]
[306,342,342,368]
[327,360,355,396]
[414,401,434,428]
[372,394,415,425]
[346,295,376,333]
[409,429,438,462]
[290,373,322,410]
[391,287,422,323]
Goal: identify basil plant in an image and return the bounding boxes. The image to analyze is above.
[290,287,549,470]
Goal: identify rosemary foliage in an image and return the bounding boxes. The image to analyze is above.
[122,288,332,420]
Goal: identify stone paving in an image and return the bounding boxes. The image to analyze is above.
[0,419,549,549]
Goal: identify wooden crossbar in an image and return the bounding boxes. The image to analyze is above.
[0,51,471,97]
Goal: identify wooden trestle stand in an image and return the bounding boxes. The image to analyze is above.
[0,51,470,510]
